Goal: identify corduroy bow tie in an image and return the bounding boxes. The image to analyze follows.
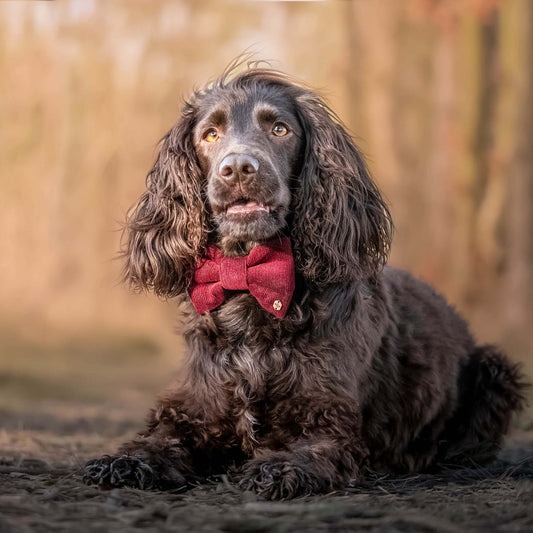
[188,237,295,319]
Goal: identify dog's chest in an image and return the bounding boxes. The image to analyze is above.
[212,304,288,451]
[218,340,283,452]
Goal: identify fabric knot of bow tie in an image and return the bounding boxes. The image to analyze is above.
[188,237,295,319]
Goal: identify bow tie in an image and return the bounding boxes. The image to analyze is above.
[188,237,295,319]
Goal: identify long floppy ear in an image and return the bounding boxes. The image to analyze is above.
[291,92,393,285]
[122,102,208,297]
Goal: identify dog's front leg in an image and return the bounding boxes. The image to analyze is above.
[242,400,367,499]
[83,401,219,491]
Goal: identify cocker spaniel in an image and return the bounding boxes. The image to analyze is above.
[84,62,525,500]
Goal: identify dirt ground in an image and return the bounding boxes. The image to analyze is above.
[1,335,532,532]
[1,408,532,533]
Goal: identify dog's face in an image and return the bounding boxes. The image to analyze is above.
[123,68,392,297]
[193,86,303,242]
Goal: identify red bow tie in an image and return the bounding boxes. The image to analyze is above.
[188,237,295,319]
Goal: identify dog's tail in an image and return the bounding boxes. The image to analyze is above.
[443,345,528,464]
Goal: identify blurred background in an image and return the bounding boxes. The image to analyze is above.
[1,0,532,427]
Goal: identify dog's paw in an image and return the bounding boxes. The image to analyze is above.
[240,459,323,500]
[83,455,156,490]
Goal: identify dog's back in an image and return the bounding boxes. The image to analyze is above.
[362,267,525,471]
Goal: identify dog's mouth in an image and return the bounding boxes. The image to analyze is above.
[212,194,287,241]
[225,199,271,217]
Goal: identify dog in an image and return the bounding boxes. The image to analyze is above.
[84,62,525,500]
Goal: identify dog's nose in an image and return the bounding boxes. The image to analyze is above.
[218,154,259,182]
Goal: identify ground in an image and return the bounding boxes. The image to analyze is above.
[1,335,532,532]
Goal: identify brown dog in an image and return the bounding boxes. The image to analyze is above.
[84,64,525,500]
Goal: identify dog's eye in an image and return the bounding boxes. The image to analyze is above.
[272,122,289,137]
[204,129,219,143]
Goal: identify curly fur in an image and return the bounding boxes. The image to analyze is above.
[85,61,526,500]
[123,101,209,297]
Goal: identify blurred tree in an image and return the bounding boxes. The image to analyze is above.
[0,0,531,364]
[499,0,533,351]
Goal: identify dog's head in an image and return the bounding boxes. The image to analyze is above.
[194,76,302,247]
[123,63,393,297]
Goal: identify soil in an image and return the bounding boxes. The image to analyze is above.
[1,409,533,533]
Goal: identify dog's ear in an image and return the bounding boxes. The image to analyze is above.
[122,102,208,297]
[291,92,393,285]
